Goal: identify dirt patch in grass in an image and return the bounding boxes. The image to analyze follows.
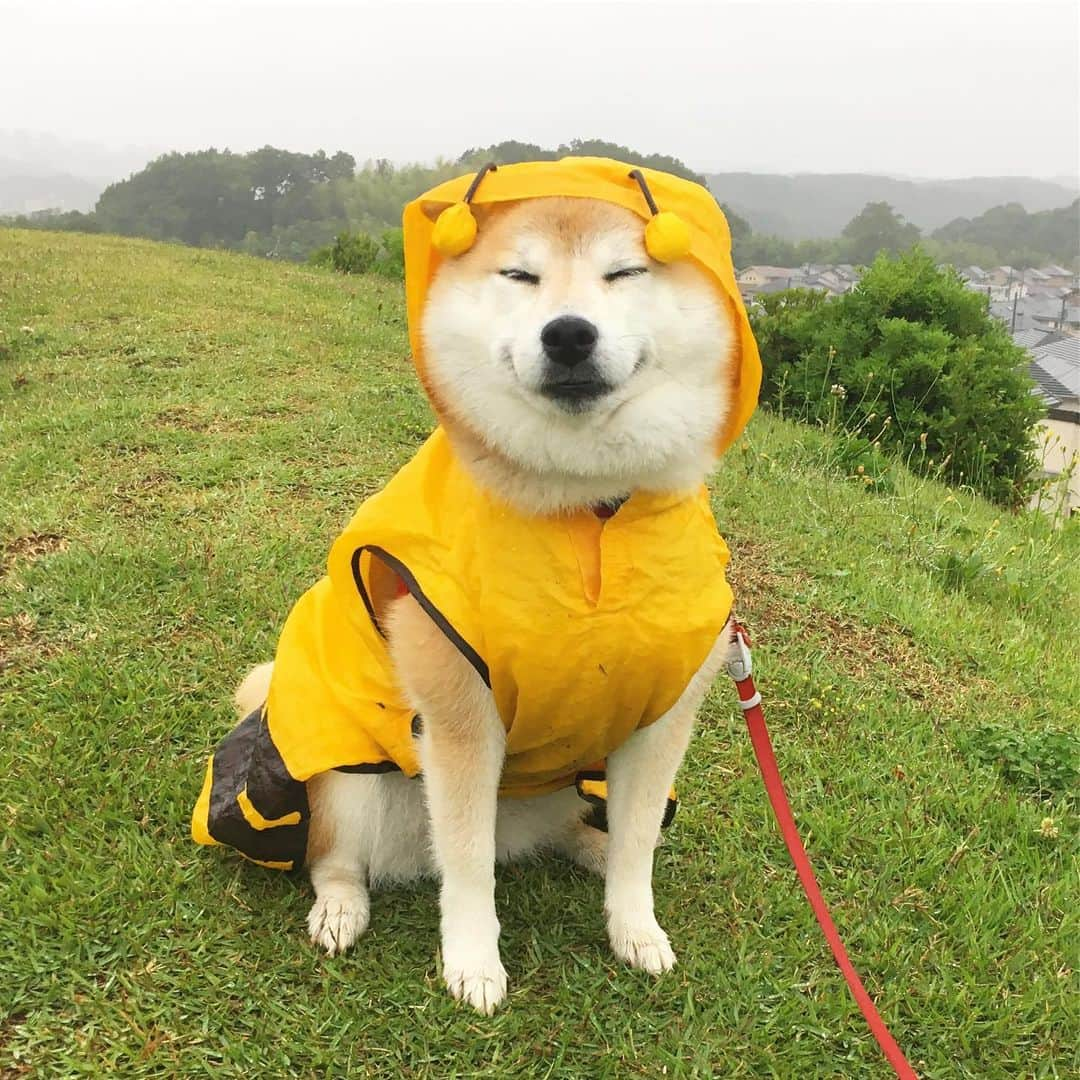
[1,533,68,576]
[0,612,63,672]
[727,536,806,635]
[153,406,212,432]
[153,405,251,434]
[106,470,180,520]
[728,537,994,718]
[1,1010,30,1079]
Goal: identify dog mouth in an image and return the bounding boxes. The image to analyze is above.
[539,377,614,411]
[536,350,648,412]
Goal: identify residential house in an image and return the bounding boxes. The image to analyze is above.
[1012,328,1057,350]
[736,266,794,288]
[1041,265,1077,289]
[1022,268,1050,290]
[992,293,1078,335]
[1025,334,1080,514]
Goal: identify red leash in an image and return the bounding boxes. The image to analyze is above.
[728,623,918,1079]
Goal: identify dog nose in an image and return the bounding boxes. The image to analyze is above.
[540,316,598,367]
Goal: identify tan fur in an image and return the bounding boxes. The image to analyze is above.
[234,661,273,717]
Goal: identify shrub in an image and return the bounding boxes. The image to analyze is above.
[309,228,405,279]
[327,231,380,274]
[373,227,404,279]
[306,243,334,268]
[749,250,1044,505]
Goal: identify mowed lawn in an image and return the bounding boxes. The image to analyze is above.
[1,229,1077,1078]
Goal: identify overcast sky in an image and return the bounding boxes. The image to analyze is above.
[3,0,1078,179]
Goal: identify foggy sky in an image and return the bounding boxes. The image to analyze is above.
[4,0,1078,179]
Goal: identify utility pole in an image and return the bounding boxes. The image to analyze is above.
[1011,292,1018,333]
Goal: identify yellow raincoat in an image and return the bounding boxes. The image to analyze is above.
[192,158,761,871]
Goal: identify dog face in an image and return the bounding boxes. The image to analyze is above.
[421,197,735,497]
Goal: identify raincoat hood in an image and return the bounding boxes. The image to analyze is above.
[402,156,761,455]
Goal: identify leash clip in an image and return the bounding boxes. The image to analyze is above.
[726,621,753,683]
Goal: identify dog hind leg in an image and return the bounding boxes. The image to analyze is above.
[305,770,373,956]
[234,661,273,717]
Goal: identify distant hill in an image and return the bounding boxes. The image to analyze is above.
[0,130,161,215]
[0,168,104,215]
[933,199,1080,266]
[6,127,1078,257]
[705,172,1080,239]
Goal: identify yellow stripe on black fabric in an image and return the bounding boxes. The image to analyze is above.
[574,771,678,833]
[236,788,302,830]
[206,707,309,871]
[350,545,491,687]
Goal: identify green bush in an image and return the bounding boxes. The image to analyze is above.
[306,242,334,268]
[328,231,379,274]
[373,227,404,279]
[308,228,405,279]
[749,250,1044,505]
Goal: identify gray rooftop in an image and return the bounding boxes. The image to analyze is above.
[1012,328,1056,349]
[1029,339,1080,407]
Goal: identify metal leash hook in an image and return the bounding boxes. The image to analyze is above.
[726,621,756,690]
[726,617,919,1080]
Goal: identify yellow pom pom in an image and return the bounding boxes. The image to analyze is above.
[644,211,691,263]
[432,203,478,256]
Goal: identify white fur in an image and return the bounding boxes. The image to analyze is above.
[421,201,734,513]
[604,630,733,972]
[294,625,733,1009]
[239,198,739,1012]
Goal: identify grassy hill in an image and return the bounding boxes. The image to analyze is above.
[1,229,1077,1077]
[706,172,1079,240]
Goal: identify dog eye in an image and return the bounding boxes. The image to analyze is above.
[604,266,649,283]
[499,268,540,285]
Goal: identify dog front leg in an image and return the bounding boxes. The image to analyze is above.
[387,593,508,1014]
[420,697,507,1013]
[603,702,694,973]
[603,626,733,973]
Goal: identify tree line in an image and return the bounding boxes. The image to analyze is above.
[3,140,1076,271]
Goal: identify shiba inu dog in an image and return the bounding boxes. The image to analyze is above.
[194,159,761,1014]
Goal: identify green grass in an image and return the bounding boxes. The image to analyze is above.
[2,228,1077,1079]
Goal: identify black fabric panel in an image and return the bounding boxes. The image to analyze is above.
[349,548,382,633]
[334,760,403,775]
[349,544,491,687]
[583,802,609,832]
[575,770,679,833]
[206,707,309,870]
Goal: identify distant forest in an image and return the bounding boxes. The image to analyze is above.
[4,139,1078,270]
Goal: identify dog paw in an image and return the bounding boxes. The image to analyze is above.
[442,935,508,1014]
[568,822,608,875]
[608,914,676,974]
[307,887,369,956]
[444,959,508,1014]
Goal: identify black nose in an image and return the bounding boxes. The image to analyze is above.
[540,316,598,367]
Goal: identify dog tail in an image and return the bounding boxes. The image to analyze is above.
[234,662,274,717]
